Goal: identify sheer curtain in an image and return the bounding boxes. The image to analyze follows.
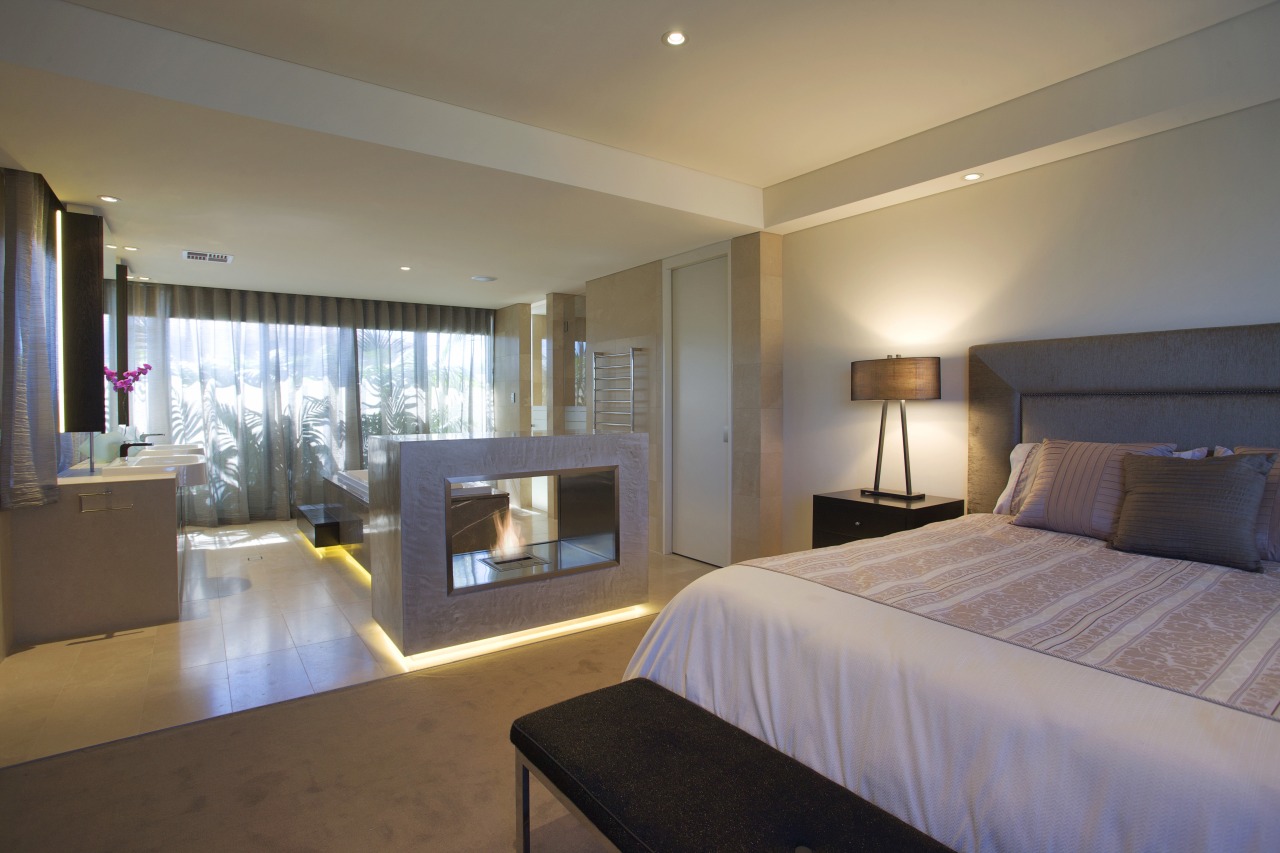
[356,300,492,455]
[125,283,492,525]
[0,169,61,509]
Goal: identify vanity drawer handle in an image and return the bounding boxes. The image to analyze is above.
[79,489,135,513]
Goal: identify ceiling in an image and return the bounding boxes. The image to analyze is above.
[0,0,1274,308]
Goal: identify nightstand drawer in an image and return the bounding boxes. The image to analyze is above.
[812,492,964,549]
[813,498,899,540]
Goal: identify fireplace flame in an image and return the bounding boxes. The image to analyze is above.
[490,512,525,561]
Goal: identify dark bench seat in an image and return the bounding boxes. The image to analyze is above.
[511,677,952,853]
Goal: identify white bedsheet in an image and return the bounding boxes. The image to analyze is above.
[624,565,1280,852]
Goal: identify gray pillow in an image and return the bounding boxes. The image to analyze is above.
[1110,453,1277,571]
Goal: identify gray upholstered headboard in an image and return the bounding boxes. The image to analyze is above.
[967,323,1280,513]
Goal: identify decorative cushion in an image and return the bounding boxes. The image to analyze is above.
[1171,447,1209,460]
[1110,453,1277,572]
[1234,447,1280,562]
[993,442,1041,515]
[1013,440,1176,540]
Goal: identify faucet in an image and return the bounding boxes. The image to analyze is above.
[119,433,164,459]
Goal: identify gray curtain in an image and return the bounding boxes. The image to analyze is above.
[0,169,61,509]
[124,282,493,525]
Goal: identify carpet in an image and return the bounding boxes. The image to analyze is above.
[0,616,656,852]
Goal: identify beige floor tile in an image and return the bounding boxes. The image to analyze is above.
[270,581,337,613]
[0,650,81,693]
[0,696,51,762]
[283,606,356,647]
[337,599,375,632]
[226,648,313,711]
[321,576,371,604]
[297,635,385,693]
[223,613,294,660]
[28,715,142,762]
[217,592,280,625]
[147,658,229,690]
[0,674,70,708]
[0,731,39,767]
[0,638,83,662]
[350,622,408,674]
[138,664,233,733]
[182,573,255,601]
[69,630,157,664]
[29,689,147,760]
[155,597,222,633]
[262,567,329,588]
[149,626,228,671]
[64,652,155,689]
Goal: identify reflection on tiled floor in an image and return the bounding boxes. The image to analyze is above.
[0,522,714,768]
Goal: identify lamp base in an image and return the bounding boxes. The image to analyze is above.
[860,487,926,501]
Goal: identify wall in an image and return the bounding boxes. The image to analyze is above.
[780,98,1280,553]
[546,292,585,434]
[0,510,11,658]
[493,303,531,433]
[729,233,784,560]
[586,261,663,551]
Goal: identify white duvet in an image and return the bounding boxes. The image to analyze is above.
[624,564,1280,852]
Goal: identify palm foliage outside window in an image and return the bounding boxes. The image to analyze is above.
[358,328,489,449]
[113,282,492,526]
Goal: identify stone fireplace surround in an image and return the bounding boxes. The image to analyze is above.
[367,433,648,656]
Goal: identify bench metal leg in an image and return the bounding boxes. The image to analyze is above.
[514,746,621,853]
[516,752,531,853]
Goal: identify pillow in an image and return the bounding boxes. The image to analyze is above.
[1234,446,1280,561]
[993,442,1042,515]
[1171,447,1209,460]
[1110,453,1277,571]
[1013,440,1176,539]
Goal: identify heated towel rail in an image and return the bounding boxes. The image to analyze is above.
[592,349,637,432]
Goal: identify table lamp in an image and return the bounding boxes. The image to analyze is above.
[851,355,941,500]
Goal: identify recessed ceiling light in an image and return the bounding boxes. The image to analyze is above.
[105,244,118,249]
[98,195,120,203]
[471,275,497,282]
[963,172,983,182]
[662,30,686,46]
[123,246,138,251]
[127,275,135,280]
[400,266,411,271]
[138,276,150,281]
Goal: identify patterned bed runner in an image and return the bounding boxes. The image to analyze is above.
[744,514,1280,720]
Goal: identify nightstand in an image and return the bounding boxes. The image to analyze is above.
[812,491,964,548]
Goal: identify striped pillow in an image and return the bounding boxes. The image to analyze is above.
[1235,447,1280,561]
[1012,440,1176,540]
[1111,453,1276,571]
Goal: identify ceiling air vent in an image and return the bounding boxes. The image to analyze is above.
[182,250,234,264]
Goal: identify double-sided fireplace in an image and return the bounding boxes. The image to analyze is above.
[367,432,647,656]
[447,467,619,592]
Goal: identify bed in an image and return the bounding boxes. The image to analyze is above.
[624,322,1280,852]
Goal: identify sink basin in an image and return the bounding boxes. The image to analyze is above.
[129,444,205,458]
[108,454,208,487]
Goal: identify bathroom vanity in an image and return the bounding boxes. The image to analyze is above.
[8,470,179,646]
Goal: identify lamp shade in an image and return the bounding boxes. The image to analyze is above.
[851,356,941,401]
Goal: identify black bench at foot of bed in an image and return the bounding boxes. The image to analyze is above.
[511,677,952,853]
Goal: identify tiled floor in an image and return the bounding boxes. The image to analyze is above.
[0,521,712,768]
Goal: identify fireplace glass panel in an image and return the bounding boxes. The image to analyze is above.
[447,467,618,592]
